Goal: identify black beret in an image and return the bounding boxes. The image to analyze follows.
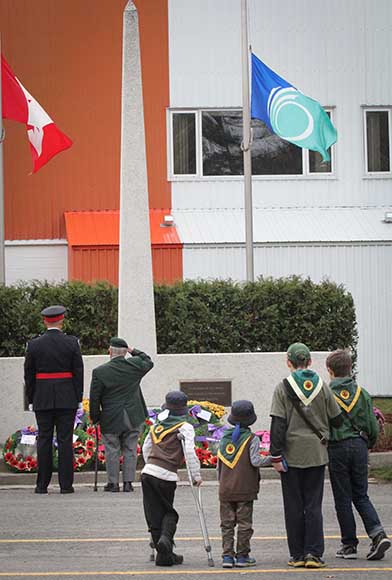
[41,305,66,318]
[110,337,128,348]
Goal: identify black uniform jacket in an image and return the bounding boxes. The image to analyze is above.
[24,329,84,410]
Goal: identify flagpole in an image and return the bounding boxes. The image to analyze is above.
[0,35,5,285]
[241,0,254,282]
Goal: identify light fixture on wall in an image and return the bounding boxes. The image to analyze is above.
[161,214,174,227]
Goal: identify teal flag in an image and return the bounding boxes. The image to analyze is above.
[251,53,337,162]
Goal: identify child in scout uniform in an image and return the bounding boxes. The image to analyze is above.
[141,391,202,567]
[217,400,266,568]
[326,349,391,561]
[269,343,343,569]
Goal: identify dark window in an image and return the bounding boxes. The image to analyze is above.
[366,111,390,172]
[173,113,196,174]
[309,111,332,173]
[251,118,303,175]
[202,111,244,175]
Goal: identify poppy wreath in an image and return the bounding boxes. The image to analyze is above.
[3,428,38,472]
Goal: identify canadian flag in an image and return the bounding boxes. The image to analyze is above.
[1,55,72,172]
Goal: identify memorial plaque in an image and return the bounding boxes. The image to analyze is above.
[180,380,232,406]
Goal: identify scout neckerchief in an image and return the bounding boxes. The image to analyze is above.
[150,414,188,444]
[334,384,362,413]
[217,427,252,469]
[286,369,323,406]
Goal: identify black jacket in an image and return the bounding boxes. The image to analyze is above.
[24,329,84,410]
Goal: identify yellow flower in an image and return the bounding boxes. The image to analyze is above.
[187,400,226,419]
[82,399,90,413]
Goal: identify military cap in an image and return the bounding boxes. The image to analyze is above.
[110,337,128,348]
[228,400,257,427]
[164,390,189,416]
[287,342,311,365]
[41,305,66,322]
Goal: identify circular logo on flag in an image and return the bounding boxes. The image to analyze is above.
[268,87,314,145]
[155,425,164,434]
[340,389,350,400]
[225,443,235,455]
[303,380,314,391]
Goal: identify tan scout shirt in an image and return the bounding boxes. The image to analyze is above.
[270,380,340,468]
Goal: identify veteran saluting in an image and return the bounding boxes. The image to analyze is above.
[24,305,84,494]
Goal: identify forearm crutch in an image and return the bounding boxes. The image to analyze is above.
[179,434,215,567]
[93,425,99,492]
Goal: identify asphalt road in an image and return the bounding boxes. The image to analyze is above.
[0,479,391,579]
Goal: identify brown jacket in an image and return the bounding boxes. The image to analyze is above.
[219,437,260,502]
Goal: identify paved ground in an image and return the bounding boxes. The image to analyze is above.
[0,478,391,579]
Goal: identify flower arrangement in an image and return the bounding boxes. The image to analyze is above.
[2,398,272,472]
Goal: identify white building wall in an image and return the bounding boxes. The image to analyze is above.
[5,241,68,286]
[169,0,392,210]
[183,243,392,396]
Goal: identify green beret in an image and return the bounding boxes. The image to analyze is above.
[110,337,128,348]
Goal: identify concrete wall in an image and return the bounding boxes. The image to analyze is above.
[0,351,329,443]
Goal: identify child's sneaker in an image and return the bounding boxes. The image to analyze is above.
[336,544,357,559]
[235,556,256,567]
[304,554,326,568]
[367,532,391,560]
[222,556,235,568]
[288,556,305,567]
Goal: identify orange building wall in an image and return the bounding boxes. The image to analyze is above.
[0,0,171,240]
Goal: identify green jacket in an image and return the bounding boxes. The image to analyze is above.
[89,349,153,434]
[329,377,379,447]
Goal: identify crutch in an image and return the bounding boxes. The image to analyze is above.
[93,425,99,492]
[179,434,215,567]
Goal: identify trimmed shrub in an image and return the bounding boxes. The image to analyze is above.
[0,277,357,357]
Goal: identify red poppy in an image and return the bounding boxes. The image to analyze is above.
[86,450,93,458]
[86,427,95,435]
[5,440,12,450]
[4,452,13,462]
[25,461,31,470]
[78,457,86,465]
[30,459,37,468]
[25,455,33,462]
[202,441,209,449]
[18,461,26,470]
[98,452,105,462]
[86,440,94,449]
[210,456,218,465]
[11,458,18,466]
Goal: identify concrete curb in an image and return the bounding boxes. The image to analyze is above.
[1,452,390,488]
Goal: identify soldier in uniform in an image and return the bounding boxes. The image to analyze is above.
[89,337,153,492]
[24,305,84,494]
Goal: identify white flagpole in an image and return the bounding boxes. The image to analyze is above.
[241,0,254,282]
[0,35,5,284]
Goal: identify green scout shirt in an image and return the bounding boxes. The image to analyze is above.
[89,349,153,434]
[329,377,379,447]
[270,370,341,468]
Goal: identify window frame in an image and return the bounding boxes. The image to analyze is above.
[363,106,392,177]
[168,107,336,181]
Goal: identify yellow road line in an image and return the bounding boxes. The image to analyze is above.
[0,534,369,544]
[0,568,392,577]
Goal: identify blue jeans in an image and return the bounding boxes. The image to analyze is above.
[328,437,383,546]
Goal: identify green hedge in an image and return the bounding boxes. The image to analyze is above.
[0,277,357,357]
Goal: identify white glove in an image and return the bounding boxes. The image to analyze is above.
[28,404,33,412]
[78,402,83,410]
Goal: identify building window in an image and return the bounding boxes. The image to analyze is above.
[365,109,391,173]
[169,108,334,178]
[172,112,197,175]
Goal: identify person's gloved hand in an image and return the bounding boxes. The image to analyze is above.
[28,404,33,412]
[78,402,83,410]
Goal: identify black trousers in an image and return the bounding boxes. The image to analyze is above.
[35,409,76,491]
[141,473,179,548]
[280,465,326,558]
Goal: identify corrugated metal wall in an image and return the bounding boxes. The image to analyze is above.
[169,0,392,211]
[182,243,392,395]
[1,0,170,241]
